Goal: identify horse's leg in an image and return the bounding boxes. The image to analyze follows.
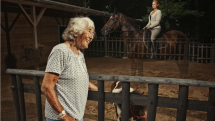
[130,58,136,76]
[176,59,189,78]
[135,59,143,76]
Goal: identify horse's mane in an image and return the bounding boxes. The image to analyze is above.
[120,12,142,30]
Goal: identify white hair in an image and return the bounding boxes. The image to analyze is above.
[62,17,95,41]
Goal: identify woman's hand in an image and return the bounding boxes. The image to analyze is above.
[88,82,98,91]
[147,26,151,29]
[143,27,146,29]
[61,114,76,121]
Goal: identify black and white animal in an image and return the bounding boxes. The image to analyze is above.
[111,81,147,121]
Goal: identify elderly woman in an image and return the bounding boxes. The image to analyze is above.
[143,0,162,58]
[41,17,98,121]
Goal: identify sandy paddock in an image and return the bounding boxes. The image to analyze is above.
[1,57,215,121]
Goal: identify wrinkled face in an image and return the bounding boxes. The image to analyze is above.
[152,1,159,9]
[76,26,94,49]
[101,14,119,35]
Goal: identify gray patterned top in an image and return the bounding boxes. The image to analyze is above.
[45,43,89,120]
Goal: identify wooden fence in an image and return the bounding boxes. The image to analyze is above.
[85,37,215,63]
[6,69,215,121]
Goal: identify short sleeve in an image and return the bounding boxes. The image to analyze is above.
[45,49,66,75]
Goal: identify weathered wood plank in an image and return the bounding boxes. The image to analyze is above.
[6,69,215,88]
[207,88,215,121]
[36,8,46,26]
[1,23,6,32]
[104,35,108,57]
[22,84,208,111]
[201,45,204,63]
[147,84,159,121]
[8,13,21,32]
[176,85,189,121]
[18,4,34,26]
[32,6,40,70]
[9,74,21,121]
[212,44,214,63]
[33,76,43,121]
[4,11,12,55]
[121,82,130,121]
[185,40,189,60]
[98,80,105,121]
[123,42,127,57]
[16,75,26,121]
[2,0,111,17]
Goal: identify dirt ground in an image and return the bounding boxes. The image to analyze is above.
[1,57,215,121]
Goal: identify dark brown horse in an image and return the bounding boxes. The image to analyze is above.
[101,8,189,78]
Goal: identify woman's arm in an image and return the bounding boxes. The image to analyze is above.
[150,10,162,28]
[88,81,98,91]
[41,72,75,121]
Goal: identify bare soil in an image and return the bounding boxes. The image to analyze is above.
[1,57,215,121]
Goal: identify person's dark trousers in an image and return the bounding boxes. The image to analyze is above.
[151,40,157,59]
[150,28,161,59]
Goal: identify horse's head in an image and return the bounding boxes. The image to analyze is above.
[129,90,147,121]
[101,8,121,35]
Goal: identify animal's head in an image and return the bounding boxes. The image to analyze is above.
[130,90,147,121]
[101,8,121,35]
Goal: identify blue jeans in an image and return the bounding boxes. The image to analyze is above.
[46,117,83,121]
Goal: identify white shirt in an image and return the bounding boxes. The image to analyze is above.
[146,10,162,29]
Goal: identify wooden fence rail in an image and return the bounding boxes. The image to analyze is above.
[85,37,215,63]
[6,69,215,121]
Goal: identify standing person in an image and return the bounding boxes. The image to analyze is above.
[41,17,98,121]
[143,0,162,58]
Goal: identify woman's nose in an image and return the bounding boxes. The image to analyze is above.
[89,32,93,39]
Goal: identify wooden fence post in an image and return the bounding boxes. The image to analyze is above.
[211,44,214,63]
[207,88,215,121]
[176,85,189,121]
[33,76,43,121]
[9,74,21,121]
[98,80,105,121]
[104,35,109,57]
[16,75,26,121]
[122,42,128,59]
[147,84,159,121]
[185,40,189,60]
[121,82,130,121]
